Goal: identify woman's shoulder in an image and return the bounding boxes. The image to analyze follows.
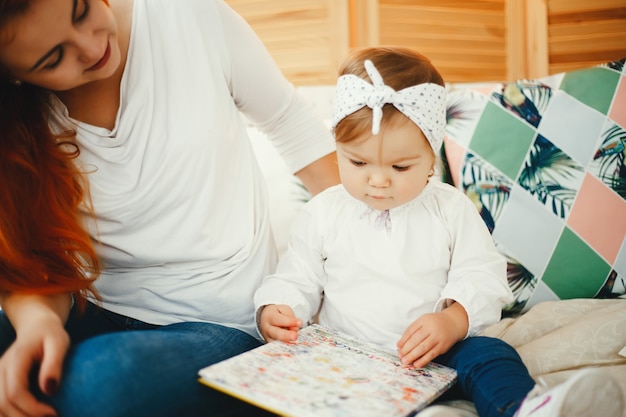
[136,0,223,24]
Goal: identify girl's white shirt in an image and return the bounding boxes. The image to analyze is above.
[254,181,514,349]
[48,0,334,337]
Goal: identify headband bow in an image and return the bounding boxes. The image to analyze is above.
[331,59,447,152]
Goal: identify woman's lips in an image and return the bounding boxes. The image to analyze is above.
[87,41,111,71]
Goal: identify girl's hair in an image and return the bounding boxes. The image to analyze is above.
[0,1,100,306]
[334,46,445,146]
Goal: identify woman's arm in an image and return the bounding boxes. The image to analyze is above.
[294,152,339,196]
[1,292,73,329]
[217,1,339,192]
[0,293,72,417]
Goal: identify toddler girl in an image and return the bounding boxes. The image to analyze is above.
[254,46,623,417]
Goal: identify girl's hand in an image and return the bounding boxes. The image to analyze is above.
[396,302,468,369]
[259,304,302,343]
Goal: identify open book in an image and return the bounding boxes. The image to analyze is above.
[198,324,457,417]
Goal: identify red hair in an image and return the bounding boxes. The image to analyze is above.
[1,2,100,305]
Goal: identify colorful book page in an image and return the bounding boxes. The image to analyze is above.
[198,324,457,417]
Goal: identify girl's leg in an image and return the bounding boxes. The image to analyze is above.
[50,321,277,417]
[436,336,535,417]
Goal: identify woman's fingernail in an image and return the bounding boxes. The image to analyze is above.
[45,379,58,396]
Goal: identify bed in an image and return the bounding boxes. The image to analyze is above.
[232,1,626,414]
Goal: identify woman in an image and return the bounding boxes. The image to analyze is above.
[0,0,339,416]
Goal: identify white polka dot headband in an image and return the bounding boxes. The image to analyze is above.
[331,59,447,152]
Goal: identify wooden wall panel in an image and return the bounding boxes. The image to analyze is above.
[225,0,349,86]
[546,0,626,74]
[375,0,508,83]
[355,0,626,82]
[226,0,626,86]
[506,0,549,80]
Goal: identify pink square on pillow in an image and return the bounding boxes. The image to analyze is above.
[567,173,626,264]
[609,75,626,129]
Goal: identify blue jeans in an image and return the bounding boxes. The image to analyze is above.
[0,301,277,417]
[434,336,536,417]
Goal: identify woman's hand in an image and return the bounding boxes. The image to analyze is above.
[396,301,468,369]
[258,304,302,343]
[0,293,72,417]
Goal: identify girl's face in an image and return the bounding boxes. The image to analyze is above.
[0,0,119,91]
[337,115,435,211]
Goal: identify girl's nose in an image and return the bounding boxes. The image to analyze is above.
[368,169,390,187]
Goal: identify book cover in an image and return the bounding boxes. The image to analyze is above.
[198,324,457,417]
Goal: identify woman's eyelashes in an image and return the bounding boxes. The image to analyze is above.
[43,0,90,70]
[43,48,64,70]
[74,0,90,22]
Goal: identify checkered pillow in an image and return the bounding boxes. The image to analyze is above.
[443,59,626,314]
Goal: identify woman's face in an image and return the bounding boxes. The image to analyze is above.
[0,0,120,91]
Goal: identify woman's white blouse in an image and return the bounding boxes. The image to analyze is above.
[48,0,334,337]
[254,181,513,349]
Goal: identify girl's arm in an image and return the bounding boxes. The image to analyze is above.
[257,304,302,343]
[0,293,72,417]
[438,192,512,336]
[254,204,328,339]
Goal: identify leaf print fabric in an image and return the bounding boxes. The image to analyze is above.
[443,58,626,315]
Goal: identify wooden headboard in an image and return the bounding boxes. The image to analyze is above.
[225,0,626,85]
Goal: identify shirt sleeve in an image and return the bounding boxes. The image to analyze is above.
[434,192,514,337]
[254,199,327,330]
[215,1,336,174]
